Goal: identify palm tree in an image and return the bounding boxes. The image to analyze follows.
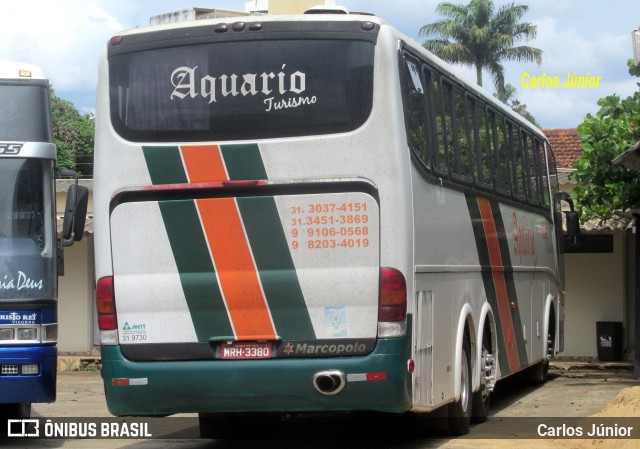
[420,0,542,91]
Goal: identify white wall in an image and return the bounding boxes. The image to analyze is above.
[563,234,626,357]
[57,237,94,353]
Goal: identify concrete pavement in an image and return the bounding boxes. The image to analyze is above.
[0,361,635,448]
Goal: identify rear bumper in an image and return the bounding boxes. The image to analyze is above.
[0,346,57,404]
[101,336,412,416]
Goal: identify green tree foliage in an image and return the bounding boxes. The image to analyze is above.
[50,90,94,177]
[569,60,640,221]
[629,58,640,78]
[420,0,543,92]
[494,83,540,127]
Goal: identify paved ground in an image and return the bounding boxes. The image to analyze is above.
[0,361,636,448]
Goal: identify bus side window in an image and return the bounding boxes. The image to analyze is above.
[507,121,521,199]
[476,103,491,189]
[547,145,559,200]
[522,132,540,206]
[452,87,472,183]
[466,96,479,184]
[493,112,510,194]
[404,59,428,167]
[424,68,439,171]
[442,80,456,177]
[432,75,447,174]
[534,138,551,207]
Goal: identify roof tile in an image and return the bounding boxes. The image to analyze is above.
[543,128,584,168]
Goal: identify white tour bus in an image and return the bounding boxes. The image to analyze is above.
[93,8,578,436]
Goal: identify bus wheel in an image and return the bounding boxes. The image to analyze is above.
[448,336,471,435]
[199,413,276,438]
[531,311,555,384]
[16,403,31,418]
[199,413,235,438]
[0,403,31,419]
[472,339,495,423]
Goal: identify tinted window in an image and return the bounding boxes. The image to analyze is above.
[110,40,374,142]
[522,132,539,206]
[432,76,447,172]
[493,113,510,193]
[476,103,491,187]
[404,60,428,165]
[0,159,56,300]
[452,88,471,181]
[0,84,52,143]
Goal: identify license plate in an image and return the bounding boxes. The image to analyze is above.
[220,342,272,360]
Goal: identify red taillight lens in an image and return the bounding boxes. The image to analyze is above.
[379,268,407,322]
[96,276,117,330]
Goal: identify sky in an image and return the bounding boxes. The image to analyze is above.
[0,0,638,129]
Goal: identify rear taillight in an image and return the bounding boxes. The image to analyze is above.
[379,268,407,321]
[378,268,407,338]
[96,276,117,330]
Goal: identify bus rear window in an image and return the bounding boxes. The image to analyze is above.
[109,39,374,142]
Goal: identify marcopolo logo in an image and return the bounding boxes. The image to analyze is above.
[280,339,374,358]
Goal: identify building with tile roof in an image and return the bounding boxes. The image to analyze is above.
[544,128,584,169]
[542,128,635,362]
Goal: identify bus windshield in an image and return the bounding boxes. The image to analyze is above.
[109,39,374,142]
[0,84,52,142]
[0,158,56,300]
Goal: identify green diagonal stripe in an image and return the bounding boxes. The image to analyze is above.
[238,196,316,340]
[157,200,233,340]
[222,143,315,340]
[143,146,233,341]
[143,146,187,184]
[221,143,268,180]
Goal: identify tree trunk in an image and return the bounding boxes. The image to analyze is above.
[634,216,640,378]
[476,65,483,87]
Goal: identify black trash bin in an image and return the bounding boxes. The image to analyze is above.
[596,321,623,361]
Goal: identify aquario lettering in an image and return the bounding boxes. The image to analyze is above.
[170,65,316,112]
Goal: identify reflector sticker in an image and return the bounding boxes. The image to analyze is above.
[346,372,387,382]
[324,306,348,337]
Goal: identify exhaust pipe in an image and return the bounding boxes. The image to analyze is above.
[313,370,346,396]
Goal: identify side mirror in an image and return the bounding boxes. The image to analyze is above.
[60,170,89,247]
[555,191,581,245]
[565,210,580,245]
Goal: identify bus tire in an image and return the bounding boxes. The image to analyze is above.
[529,359,549,384]
[199,413,276,438]
[0,403,31,419]
[531,309,555,384]
[198,413,235,438]
[471,338,492,423]
[448,336,471,435]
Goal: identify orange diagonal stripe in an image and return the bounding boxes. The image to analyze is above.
[180,145,276,340]
[477,198,520,372]
[198,198,276,340]
[181,145,227,182]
